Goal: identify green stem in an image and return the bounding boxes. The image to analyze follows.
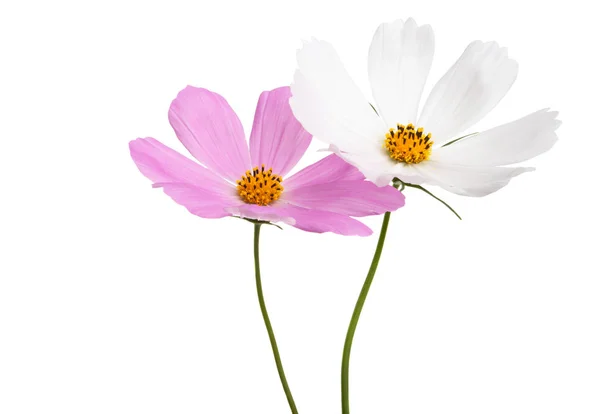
[253,224,299,414]
[341,211,393,414]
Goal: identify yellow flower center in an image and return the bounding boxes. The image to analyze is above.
[236,165,284,206]
[384,123,434,164]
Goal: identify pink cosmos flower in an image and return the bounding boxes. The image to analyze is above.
[130,86,405,236]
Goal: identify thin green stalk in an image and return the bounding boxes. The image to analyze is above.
[253,223,299,414]
[341,211,393,414]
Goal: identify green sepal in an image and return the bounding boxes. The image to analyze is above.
[393,178,462,220]
[441,132,478,147]
[236,216,283,230]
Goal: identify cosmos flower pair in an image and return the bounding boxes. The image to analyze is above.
[130,17,559,414]
[130,18,559,235]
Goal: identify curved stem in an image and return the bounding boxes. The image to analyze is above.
[341,211,393,414]
[253,224,299,414]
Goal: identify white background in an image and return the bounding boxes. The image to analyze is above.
[1,0,598,413]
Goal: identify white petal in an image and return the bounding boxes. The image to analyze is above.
[387,162,428,185]
[418,41,518,144]
[340,150,428,187]
[290,39,387,156]
[413,160,533,197]
[431,109,560,166]
[369,18,435,127]
[330,147,397,187]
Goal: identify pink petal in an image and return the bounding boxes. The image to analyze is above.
[230,204,373,236]
[282,180,405,217]
[129,138,233,194]
[249,87,312,177]
[154,183,243,219]
[226,203,296,226]
[129,138,243,218]
[168,86,251,182]
[284,154,364,191]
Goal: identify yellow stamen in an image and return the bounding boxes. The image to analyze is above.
[384,123,433,164]
[236,165,284,206]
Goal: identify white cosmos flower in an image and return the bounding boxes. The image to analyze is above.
[290,18,560,196]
